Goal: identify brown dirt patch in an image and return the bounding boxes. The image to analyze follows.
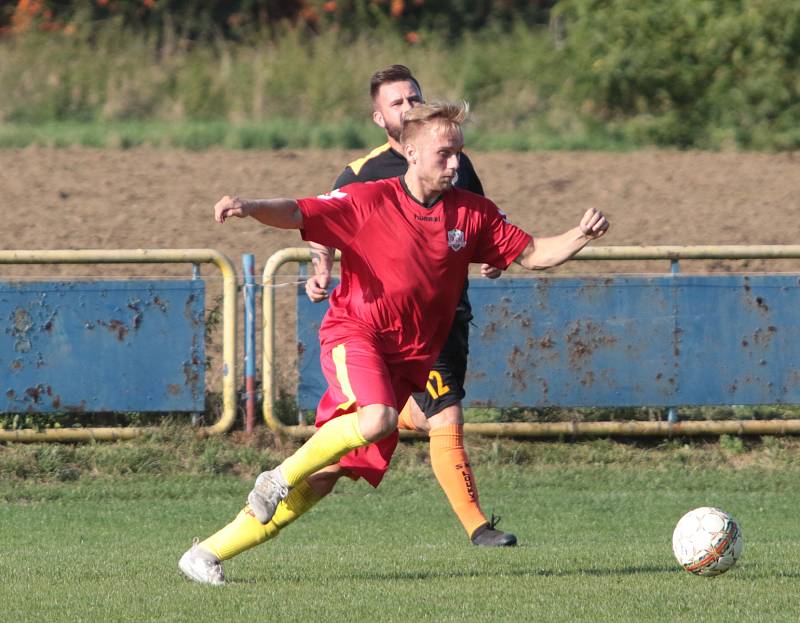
[2,147,799,395]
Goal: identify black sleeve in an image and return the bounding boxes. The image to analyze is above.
[333,166,358,191]
[457,152,485,196]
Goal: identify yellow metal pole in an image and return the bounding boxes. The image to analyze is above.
[262,248,341,431]
[0,427,145,442]
[0,249,237,440]
[203,250,238,436]
[576,245,800,260]
[267,419,800,440]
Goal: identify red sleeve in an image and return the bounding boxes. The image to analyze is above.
[472,201,532,269]
[297,184,372,249]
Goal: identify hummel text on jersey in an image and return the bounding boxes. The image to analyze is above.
[414,214,441,222]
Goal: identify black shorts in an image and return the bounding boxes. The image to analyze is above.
[412,315,469,418]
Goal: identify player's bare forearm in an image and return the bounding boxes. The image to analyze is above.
[214,195,303,229]
[514,208,608,270]
[309,242,334,277]
[514,228,590,270]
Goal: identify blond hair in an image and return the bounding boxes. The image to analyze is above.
[400,101,469,144]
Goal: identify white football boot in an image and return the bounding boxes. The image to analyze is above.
[247,468,289,524]
[178,539,225,586]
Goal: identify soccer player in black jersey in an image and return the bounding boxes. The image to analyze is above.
[305,65,516,547]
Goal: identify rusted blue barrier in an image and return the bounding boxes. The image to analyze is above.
[2,280,205,413]
[296,274,800,410]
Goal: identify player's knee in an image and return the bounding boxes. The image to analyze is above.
[408,400,431,432]
[427,404,464,431]
[357,404,398,441]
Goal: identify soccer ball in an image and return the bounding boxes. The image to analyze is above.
[671,507,743,576]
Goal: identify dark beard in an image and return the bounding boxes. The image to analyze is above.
[385,122,402,143]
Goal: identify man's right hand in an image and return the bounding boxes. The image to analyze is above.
[214,195,250,223]
[305,273,331,302]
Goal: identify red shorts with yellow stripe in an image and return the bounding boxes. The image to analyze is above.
[316,338,421,487]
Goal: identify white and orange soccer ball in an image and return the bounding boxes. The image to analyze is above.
[671,507,744,576]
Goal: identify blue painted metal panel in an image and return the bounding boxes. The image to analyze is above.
[1,280,205,412]
[467,277,677,407]
[674,275,800,405]
[297,277,330,411]
[296,275,800,410]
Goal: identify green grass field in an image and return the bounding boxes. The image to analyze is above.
[0,119,630,152]
[2,438,799,622]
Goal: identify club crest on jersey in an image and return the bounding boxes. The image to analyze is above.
[447,229,466,251]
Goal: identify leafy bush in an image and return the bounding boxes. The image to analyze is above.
[555,0,800,148]
[2,0,800,149]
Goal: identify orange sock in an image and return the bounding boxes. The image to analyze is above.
[429,424,487,538]
[397,402,417,431]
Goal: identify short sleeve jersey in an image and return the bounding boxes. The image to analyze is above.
[334,143,484,323]
[298,177,531,382]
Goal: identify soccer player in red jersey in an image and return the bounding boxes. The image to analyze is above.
[307,65,516,548]
[179,101,609,586]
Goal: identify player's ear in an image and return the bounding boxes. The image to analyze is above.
[373,109,386,130]
[404,142,416,164]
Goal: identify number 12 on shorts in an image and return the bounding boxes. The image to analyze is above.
[426,371,450,399]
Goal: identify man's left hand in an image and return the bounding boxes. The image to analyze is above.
[579,207,609,240]
[480,264,502,279]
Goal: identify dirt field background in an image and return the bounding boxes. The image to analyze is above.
[3,147,799,267]
[2,147,799,396]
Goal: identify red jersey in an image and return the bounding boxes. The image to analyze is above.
[298,176,531,385]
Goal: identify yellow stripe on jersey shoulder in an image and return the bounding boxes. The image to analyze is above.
[347,142,392,177]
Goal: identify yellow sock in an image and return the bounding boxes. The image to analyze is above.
[429,425,488,538]
[280,412,367,486]
[200,506,277,561]
[200,480,322,560]
[272,479,322,529]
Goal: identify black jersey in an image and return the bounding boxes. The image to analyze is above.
[333,143,484,322]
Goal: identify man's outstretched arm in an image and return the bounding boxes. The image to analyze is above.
[514,207,608,270]
[214,195,303,229]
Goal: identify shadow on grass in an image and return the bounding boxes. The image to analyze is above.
[232,564,678,585]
